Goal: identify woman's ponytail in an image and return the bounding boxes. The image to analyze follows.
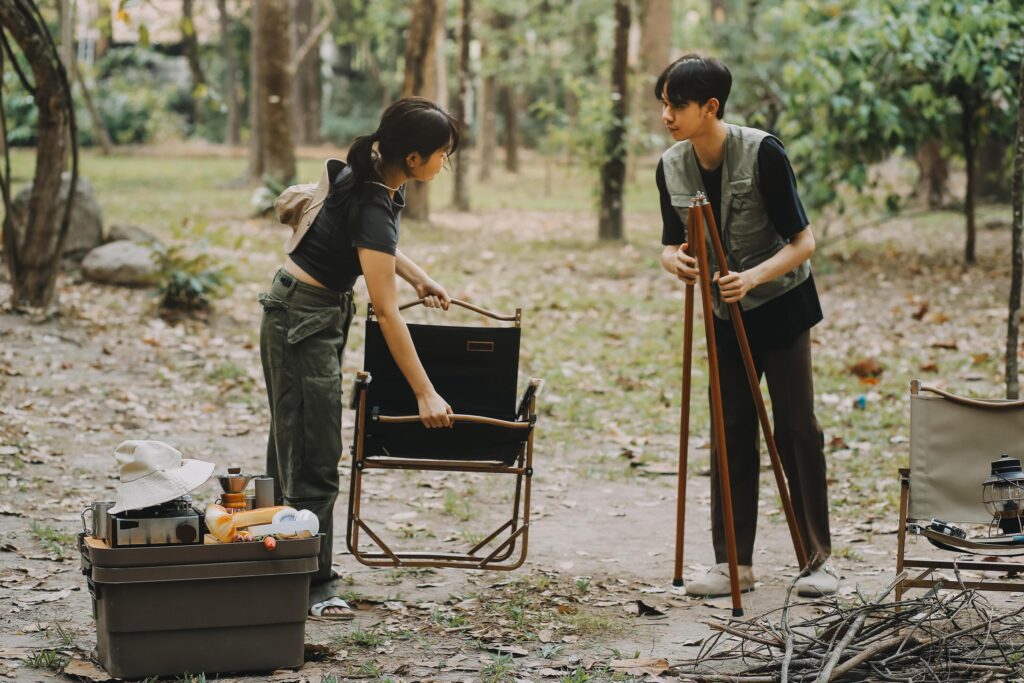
[349,98,460,185]
[347,133,377,183]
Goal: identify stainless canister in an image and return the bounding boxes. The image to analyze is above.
[254,476,274,509]
[87,501,115,541]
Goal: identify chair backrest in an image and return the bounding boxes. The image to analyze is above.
[363,320,521,419]
[909,383,1024,524]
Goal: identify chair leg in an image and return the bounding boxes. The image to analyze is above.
[895,468,910,602]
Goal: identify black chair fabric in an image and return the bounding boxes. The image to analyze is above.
[361,319,528,464]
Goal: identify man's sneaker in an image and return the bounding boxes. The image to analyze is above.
[684,563,755,597]
[795,563,839,597]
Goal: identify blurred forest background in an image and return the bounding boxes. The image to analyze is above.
[6,0,1022,234]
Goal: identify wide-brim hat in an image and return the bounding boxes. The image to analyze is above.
[108,440,215,514]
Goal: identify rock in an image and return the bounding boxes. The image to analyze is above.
[10,173,103,261]
[81,240,161,287]
[106,223,161,245]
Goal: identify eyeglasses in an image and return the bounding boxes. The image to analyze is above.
[442,151,452,171]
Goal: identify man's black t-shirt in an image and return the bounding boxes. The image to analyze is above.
[657,137,823,350]
[290,165,406,293]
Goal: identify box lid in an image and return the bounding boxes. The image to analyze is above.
[80,534,320,569]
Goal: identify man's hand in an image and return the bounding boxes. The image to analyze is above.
[415,278,451,310]
[714,270,757,303]
[671,243,699,285]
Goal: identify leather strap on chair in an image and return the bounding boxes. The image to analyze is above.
[918,384,1024,410]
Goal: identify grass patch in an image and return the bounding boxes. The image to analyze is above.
[443,489,476,521]
[25,649,68,672]
[480,653,516,683]
[29,522,75,557]
[560,612,617,636]
[431,609,468,628]
[336,627,384,649]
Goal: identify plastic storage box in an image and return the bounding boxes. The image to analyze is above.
[79,534,319,679]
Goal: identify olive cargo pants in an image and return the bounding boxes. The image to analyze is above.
[259,269,355,584]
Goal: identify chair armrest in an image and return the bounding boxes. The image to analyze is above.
[374,414,531,429]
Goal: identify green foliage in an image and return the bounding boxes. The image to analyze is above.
[322,76,387,147]
[251,174,288,217]
[480,653,516,683]
[29,522,74,558]
[87,47,182,145]
[2,70,38,146]
[152,220,235,312]
[723,0,1024,214]
[24,649,68,672]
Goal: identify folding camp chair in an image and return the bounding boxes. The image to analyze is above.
[346,298,541,570]
[896,379,1024,600]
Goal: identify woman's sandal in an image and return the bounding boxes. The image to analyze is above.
[309,596,355,620]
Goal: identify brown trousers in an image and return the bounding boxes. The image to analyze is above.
[708,327,831,568]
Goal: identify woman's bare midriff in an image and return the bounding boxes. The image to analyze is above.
[283,256,329,289]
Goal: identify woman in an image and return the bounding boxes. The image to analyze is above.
[259,97,459,618]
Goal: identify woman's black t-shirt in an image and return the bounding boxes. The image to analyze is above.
[289,164,406,293]
[657,137,823,350]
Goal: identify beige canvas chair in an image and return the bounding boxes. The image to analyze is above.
[896,380,1024,600]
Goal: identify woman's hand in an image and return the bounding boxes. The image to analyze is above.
[415,278,451,310]
[417,389,453,428]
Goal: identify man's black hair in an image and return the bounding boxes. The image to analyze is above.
[655,54,732,119]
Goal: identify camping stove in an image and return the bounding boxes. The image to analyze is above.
[111,496,202,547]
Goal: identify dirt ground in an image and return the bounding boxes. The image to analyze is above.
[1,201,1023,682]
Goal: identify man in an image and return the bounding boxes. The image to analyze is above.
[656,54,836,597]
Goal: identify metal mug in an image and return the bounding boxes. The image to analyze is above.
[254,476,275,509]
[82,501,114,541]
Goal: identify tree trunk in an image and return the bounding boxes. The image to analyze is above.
[248,0,263,179]
[290,0,322,145]
[95,0,112,60]
[477,71,497,182]
[1007,59,1024,399]
[476,16,497,183]
[960,94,977,265]
[432,0,449,110]
[978,129,1011,202]
[746,0,761,33]
[217,0,240,146]
[0,0,77,309]
[639,0,672,136]
[452,0,471,211]
[499,84,518,173]
[401,0,441,221]
[599,0,630,241]
[249,0,296,185]
[73,62,113,154]
[181,0,206,129]
[913,137,949,209]
[59,0,73,73]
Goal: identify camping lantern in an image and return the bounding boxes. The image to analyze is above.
[983,454,1024,536]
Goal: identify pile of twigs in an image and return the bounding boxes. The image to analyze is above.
[672,572,1024,682]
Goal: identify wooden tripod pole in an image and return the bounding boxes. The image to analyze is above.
[700,201,810,570]
[690,198,745,616]
[671,202,696,588]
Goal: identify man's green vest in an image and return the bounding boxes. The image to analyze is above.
[661,123,810,319]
